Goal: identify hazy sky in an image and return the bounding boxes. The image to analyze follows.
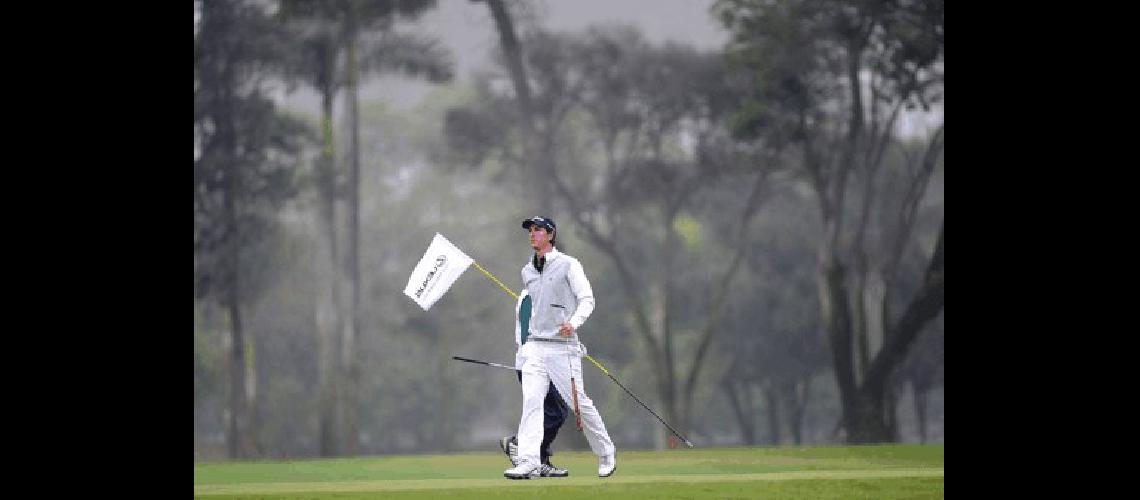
[278,0,727,113]
[433,0,728,77]
[275,0,940,138]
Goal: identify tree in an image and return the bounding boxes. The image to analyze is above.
[195,0,312,459]
[339,0,452,455]
[716,0,944,443]
[278,0,451,455]
[474,0,549,211]
[278,0,347,456]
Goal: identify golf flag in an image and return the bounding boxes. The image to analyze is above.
[403,233,474,311]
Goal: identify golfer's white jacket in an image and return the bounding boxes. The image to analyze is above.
[518,247,595,343]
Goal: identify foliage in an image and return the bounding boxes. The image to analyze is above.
[712,0,944,443]
[194,0,315,305]
[716,0,944,141]
[278,0,452,93]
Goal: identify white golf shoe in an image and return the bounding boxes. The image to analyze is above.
[504,461,541,480]
[598,454,616,477]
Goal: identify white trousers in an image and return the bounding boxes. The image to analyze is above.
[514,341,615,464]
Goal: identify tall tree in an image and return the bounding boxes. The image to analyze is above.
[339,0,451,455]
[717,0,944,443]
[280,0,451,455]
[195,0,311,459]
[278,0,347,456]
[474,0,549,211]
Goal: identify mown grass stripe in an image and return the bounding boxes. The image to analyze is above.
[194,467,943,496]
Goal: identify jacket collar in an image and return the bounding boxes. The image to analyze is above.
[533,246,561,270]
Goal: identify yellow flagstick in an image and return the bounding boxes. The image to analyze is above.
[582,354,612,376]
[472,261,518,300]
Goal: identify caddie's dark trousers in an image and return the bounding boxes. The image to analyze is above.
[517,370,569,464]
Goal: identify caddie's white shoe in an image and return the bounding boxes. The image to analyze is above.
[540,462,569,477]
[504,461,541,480]
[598,454,616,478]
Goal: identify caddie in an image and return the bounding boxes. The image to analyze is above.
[498,287,571,478]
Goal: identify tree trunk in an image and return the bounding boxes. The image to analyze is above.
[848,384,892,443]
[342,9,362,458]
[723,378,755,445]
[214,47,256,457]
[852,266,870,385]
[885,378,901,441]
[435,349,453,452]
[787,377,811,445]
[849,223,943,443]
[315,81,342,457]
[851,167,878,386]
[864,223,943,392]
[819,252,859,442]
[226,298,258,458]
[913,381,928,444]
[764,383,782,445]
[660,212,679,444]
[483,0,547,210]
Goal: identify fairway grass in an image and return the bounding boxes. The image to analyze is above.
[195,444,944,499]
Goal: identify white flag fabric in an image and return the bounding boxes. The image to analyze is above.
[403,233,474,311]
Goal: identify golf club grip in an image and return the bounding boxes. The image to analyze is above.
[451,356,516,371]
[452,356,485,364]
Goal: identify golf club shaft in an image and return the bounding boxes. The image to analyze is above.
[584,355,695,448]
[451,355,516,371]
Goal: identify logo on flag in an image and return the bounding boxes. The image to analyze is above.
[403,233,473,310]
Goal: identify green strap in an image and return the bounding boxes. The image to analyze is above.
[519,295,532,345]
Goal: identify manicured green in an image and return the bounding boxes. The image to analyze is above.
[195,444,943,499]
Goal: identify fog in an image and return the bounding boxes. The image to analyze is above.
[195,0,944,461]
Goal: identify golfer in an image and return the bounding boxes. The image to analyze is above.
[504,216,617,479]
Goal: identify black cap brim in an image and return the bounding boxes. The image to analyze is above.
[522,218,554,231]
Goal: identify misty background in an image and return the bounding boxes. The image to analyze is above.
[195,0,944,461]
